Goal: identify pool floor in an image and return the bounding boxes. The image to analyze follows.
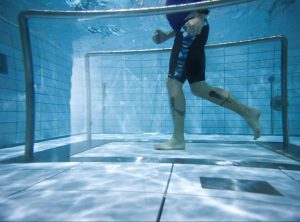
[0,134,300,221]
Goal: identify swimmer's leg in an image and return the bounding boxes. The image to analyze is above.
[190,81,261,140]
[155,78,186,150]
[172,29,196,81]
[155,29,197,150]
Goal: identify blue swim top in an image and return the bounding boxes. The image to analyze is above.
[166,0,209,31]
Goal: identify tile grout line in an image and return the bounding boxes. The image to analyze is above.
[156,163,174,222]
[279,168,300,184]
[256,142,300,163]
[70,141,113,157]
[2,162,83,200]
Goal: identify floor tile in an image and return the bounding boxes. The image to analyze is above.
[200,177,282,196]
[74,141,298,164]
[0,163,79,171]
[28,163,171,193]
[161,194,300,221]
[0,164,78,192]
[0,190,162,221]
[3,134,298,163]
[0,192,16,201]
[91,134,292,143]
[0,134,299,222]
[0,147,24,161]
[0,135,86,162]
[282,170,300,182]
[168,164,300,206]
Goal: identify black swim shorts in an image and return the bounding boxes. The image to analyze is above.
[168,24,209,84]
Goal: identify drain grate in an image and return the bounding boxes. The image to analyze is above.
[200,177,282,196]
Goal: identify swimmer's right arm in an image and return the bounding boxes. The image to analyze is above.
[152,29,175,44]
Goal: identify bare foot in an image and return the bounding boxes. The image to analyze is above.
[155,137,185,150]
[245,109,261,140]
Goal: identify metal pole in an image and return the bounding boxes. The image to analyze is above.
[86,36,286,54]
[18,12,34,162]
[102,83,106,133]
[85,55,92,147]
[19,0,254,19]
[281,37,289,150]
[268,76,275,135]
[271,77,274,135]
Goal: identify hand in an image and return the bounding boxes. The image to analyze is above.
[152,29,170,44]
[184,16,205,36]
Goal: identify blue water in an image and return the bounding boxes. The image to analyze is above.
[1,3,300,221]
[0,0,299,147]
[2,0,299,51]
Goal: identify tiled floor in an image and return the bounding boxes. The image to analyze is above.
[0,134,300,221]
[73,141,298,164]
[161,194,300,221]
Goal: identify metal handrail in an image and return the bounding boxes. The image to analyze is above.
[19,0,254,19]
[17,0,263,161]
[85,35,289,150]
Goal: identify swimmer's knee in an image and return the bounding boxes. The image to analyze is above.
[190,81,209,96]
[190,81,230,103]
[166,77,183,97]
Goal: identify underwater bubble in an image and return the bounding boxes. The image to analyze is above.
[86,25,125,39]
[65,0,108,10]
[65,0,82,8]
